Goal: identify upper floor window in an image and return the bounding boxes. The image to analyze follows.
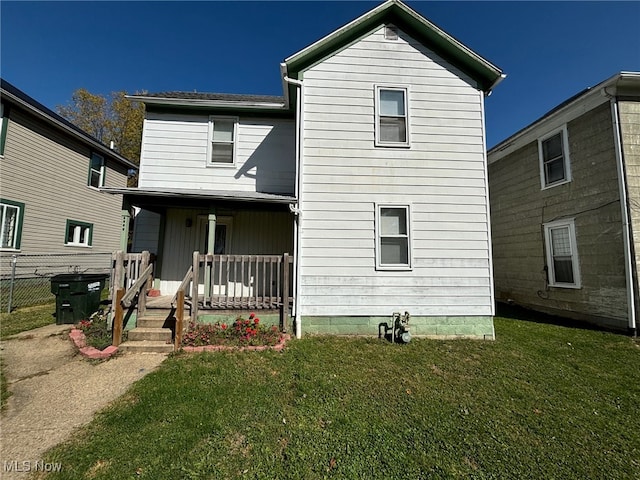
[539,126,570,189]
[375,86,409,147]
[544,219,580,288]
[376,204,412,270]
[88,153,105,188]
[65,219,93,247]
[0,103,7,156]
[0,199,24,250]
[208,116,237,165]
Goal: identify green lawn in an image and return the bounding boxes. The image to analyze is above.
[0,302,56,340]
[34,313,640,479]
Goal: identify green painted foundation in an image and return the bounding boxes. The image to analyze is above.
[300,316,495,339]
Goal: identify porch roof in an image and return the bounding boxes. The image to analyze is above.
[101,187,296,205]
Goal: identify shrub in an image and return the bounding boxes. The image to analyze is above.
[77,310,113,350]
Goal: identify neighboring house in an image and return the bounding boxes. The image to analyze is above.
[488,72,640,334]
[106,0,505,338]
[0,79,136,259]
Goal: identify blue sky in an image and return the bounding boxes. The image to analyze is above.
[1,1,639,148]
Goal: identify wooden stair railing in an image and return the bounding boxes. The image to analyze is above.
[171,266,193,350]
[112,262,153,347]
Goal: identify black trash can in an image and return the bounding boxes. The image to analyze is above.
[50,273,108,325]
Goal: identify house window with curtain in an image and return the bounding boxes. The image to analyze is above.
[539,126,570,188]
[208,116,237,165]
[375,86,410,147]
[376,205,412,270]
[0,199,24,250]
[65,220,93,247]
[544,219,580,288]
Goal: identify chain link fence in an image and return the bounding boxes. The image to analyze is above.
[1,253,113,312]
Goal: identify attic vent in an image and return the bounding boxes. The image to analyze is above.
[385,24,398,40]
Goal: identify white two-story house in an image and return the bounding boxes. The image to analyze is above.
[105,0,505,338]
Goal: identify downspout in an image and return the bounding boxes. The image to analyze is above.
[609,95,637,336]
[284,74,304,339]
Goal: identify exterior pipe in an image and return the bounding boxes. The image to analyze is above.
[610,96,637,336]
[284,74,304,339]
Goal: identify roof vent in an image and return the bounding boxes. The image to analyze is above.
[385,24,398,41]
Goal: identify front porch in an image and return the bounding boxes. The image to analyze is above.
[109,251,294,352]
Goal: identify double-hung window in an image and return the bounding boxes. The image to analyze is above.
[88,153,105,188]
[375,86,409,147]
[65,220,93,247]
[0,199,24,250]
[544,219,580,288]
[208,116,237,165]
[539,126,570,188]
[376,205,412,270]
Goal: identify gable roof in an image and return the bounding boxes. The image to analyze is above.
[0,78,137,169]
[282,0,504,94]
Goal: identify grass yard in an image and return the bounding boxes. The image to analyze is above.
[0,302,56,340]
[37,313,640,479]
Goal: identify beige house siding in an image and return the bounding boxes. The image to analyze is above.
[490,101,627,329]
[1,107,128,255]
[619,98,640,319]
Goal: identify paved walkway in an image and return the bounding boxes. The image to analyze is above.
[0,324,167,479]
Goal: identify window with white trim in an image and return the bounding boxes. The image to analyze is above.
[544,219,580,288]
[88,153,105,188]
[65,220,93,247]
[1,199,24,250]
[375,86,409,147]
[539,126,570,188]
[376,205,411,270]
[208,116,237,165]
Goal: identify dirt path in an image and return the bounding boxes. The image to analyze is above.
[0,324,166,479]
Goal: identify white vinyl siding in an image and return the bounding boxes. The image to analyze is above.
[544,219,580,288]
[298,26,492,317]
[139,114,295,194]
[539,126,571,188]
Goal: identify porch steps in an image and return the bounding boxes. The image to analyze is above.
[118,308,175,354]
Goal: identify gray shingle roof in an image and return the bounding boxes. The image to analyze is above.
[139,91,285,104]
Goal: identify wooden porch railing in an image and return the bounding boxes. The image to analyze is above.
[188,252,293,332]
[110,251,154,346]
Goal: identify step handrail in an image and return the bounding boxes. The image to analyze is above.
[121,264,154,308]
[171,265,193,307]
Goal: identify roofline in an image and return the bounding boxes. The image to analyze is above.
[1,79,137,169]
[489,71,640,160]
[101,186,296,205]
[283,0,504,93]
[126,94,288,111]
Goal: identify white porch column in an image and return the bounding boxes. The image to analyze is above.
[204,212,216,293]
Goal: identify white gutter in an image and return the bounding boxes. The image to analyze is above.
[610,96,637,335]
[126,95,287,110]
[283,74,304,339]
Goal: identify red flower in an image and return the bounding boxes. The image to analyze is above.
[221,323,227,330]
[249,312,256,319]
[253,318,260,325]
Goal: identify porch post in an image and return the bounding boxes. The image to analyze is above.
[204,212,217,297]
[120,198,131,252]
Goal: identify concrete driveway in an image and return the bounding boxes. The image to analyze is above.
[0,324,166,479]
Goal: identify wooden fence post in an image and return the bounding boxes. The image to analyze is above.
[175,289,185,351]
[111,251,124,318]
[112,288,125,347]
[281,253,290,333]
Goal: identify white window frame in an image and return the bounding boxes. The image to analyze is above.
[0,200,23,251]
[543,219,581,289]
[384,24,399,41]
[375,204,412,271]
[375,85,410,148]
[207,116,238,167]
[88,152,105,188]
[65,220,93,247]
[538,125,571,189]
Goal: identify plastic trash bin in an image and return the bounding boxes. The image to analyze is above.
[50,273,108,324]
